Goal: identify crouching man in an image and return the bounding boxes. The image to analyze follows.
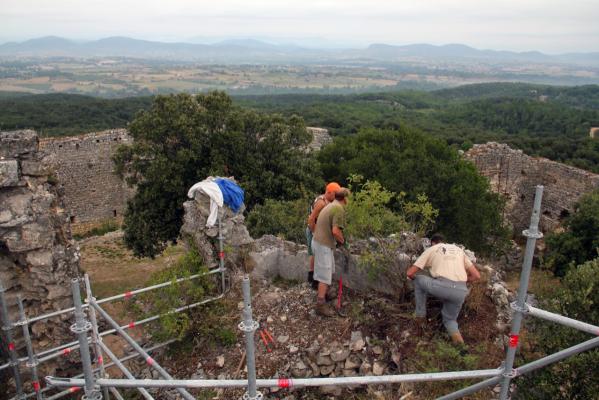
[406,234,481,344]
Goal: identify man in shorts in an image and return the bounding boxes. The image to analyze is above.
[306,182,341,288]
[312,188,350,317]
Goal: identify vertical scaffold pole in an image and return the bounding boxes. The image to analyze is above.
[499,185,544,399]
[70,278,101,400]
[238,276,262,400]
[83,274,109,400]
[0,279,24,398]
[218,216,226,294]
[16,296,42,400]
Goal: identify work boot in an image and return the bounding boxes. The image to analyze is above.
[315,302,337,317]
[450,331,465,345]
[325,287,337,302]
[414,316,427,336]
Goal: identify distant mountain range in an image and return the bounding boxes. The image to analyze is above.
[1,36,598,66]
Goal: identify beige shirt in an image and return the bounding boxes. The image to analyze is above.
[413,243,473,282]
[313,200,346,249]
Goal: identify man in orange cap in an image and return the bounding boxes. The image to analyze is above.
[306,182,341,288]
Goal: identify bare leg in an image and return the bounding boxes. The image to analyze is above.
[317,282,328,302]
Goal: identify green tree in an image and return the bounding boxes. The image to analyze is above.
[544,190,599,276]
[318,128,507,252]
[516,258,599,399]
[114,92,322,257]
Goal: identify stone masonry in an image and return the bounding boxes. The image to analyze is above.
[466,142,599,233]
[1,130,81,385]
[39,129,134,234]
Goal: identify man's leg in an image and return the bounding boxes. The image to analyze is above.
[312,239,336,317]
[413,275,432,318]
[426,279,468,344]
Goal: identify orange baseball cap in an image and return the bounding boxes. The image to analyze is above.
[325,182,341,193]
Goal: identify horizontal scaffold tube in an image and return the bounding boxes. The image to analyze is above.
[525,305,599,336]
[46,368,503,389]
[1,293,223,372]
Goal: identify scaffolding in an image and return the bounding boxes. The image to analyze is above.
[0,185,598,400]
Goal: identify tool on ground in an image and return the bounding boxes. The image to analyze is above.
[336,245,350,316]
[259,328,275,352]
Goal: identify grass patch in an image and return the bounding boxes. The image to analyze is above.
[74,220,120,240]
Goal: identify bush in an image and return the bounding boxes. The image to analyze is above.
[515,258,599,399]
[246,195,313,243]
[73,219,120,240]
[544,190,599,276]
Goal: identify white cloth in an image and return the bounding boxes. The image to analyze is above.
[187,180,223,227]
[312,238,335,285]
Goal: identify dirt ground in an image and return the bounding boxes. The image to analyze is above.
[79,233,504,400]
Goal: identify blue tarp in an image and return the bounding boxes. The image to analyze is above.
[215,178,245,213]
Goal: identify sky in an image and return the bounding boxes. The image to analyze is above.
[1,0,598,53]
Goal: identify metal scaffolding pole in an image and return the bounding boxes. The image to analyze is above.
[70,278,101,400]
[438,336,599,400]
[83,275,109,400]
[98,341,154,400]
[525,305,599,336]
[15,341,175,400]
[16,296,42,400]
[45,368,503,389]
[90,300,195,400]
[239,275,261,400]
[0,279,24,398]
[218,216,227,294]
[499,185,544,400]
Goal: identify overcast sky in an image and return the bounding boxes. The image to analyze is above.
[1,0,598,53]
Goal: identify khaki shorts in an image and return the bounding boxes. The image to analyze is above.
[312,238,335,285]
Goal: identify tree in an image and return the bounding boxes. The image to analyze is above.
[114,91,322,257]
[317,127,507,252]
[544,190,599,277]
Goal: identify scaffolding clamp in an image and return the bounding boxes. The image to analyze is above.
[502,368,518,378]
[510,302,529,314]
[238,320,259,333]
[70,321,92,334]
[242,391,264,400]
[522,229,543,239]
[81,388,103,400]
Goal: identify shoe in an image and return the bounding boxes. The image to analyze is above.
[414,316,427,336]
[325,289,337,302]
[315,303,337,317]
[450,332,465,345]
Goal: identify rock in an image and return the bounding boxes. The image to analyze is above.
[359,362,372,375]
[267,316,274,323]
[350,331,365,352]
[373,361,386,376]
[280,315,288,322]
[216,355,225,368]
[319,364,335,376]
[319,386,342,396]
[277,335,289,344]
[391,350,401,368]
[289,345,299,354]
[344,354,362,370]
[372,345,384,355]
[330,348,351,362]
[0,160,19,187]
[343,368,358,377]
[316,354,334,366]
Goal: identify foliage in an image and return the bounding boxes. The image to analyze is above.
[515,258,599,399]
[411,340,482,397]
[318,128,507,252]
[344,175,438,297]
[114,91,323,257]
[72,219,121,240]
[136,249,215,341]
[246,194,314,243]
[544,190,599,276]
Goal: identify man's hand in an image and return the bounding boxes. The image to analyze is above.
[466,264,481,282]
[406,265,420,280]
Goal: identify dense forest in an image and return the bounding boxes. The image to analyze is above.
[0,82,598,172]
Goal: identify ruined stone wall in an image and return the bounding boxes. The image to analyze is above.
[306,127,332,151]
[0,130,81,383]
[39,129,134,234]
[466,142,599,233]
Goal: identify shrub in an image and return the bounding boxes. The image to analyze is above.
[515,258,599,399]
[246,195,313,243]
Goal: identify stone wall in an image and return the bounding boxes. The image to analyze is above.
[466,142,599,233]
[39,129,134,234]
[0,130,81,383]
[306,127,332,151]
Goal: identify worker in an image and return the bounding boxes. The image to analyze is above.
[406,233,481,344]
[306,182,341,288]
[311,188,350,317]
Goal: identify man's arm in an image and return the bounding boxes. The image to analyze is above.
[332,225,344,245]
[465,264,481,282]
[406,264,420,280]
[307,199,326,231]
